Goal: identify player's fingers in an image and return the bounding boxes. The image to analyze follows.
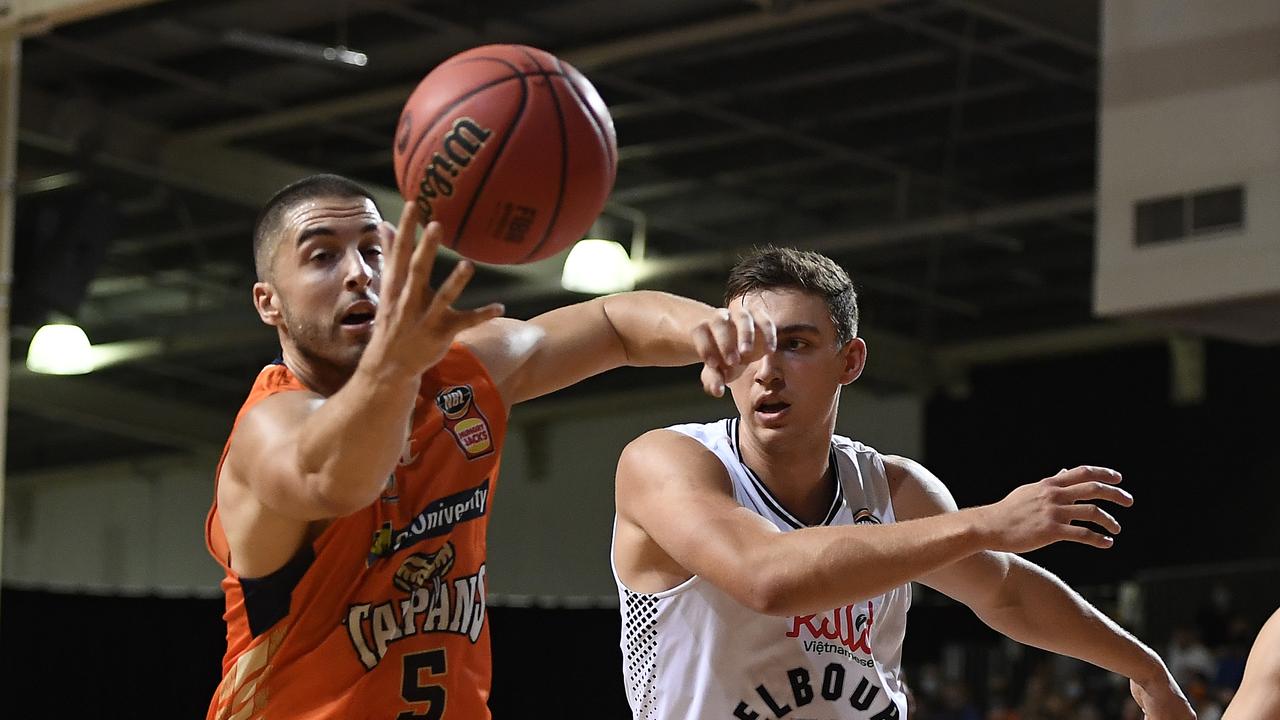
[757,312,778,352]
[444,303,505,336]
[431,259,476,310]
[405,221,443,309]
[701,365,727,398]
[1064,503,1122,535]
[709,310,740,366]
[1062,523,1116,549]
[396,200,423,250]
[731,308,755,358]
[693,322,729,371]
[1051,465,1122,487]
[381,217,411,304]
[1063,480,1134,507]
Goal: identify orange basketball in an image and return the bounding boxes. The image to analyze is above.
[393,44,617,265]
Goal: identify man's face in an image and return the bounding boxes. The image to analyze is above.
[726,288,863,441]
[259,195,386,372]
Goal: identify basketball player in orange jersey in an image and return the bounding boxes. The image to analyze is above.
[205,174,774,720]
[1222,607,1280,719]
[612,247,1195,720]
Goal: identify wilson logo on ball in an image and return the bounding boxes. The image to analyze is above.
[415,117,493,222]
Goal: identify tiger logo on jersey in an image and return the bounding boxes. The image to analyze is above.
[393,543,455,593]
[345,541,488,671]
[435,385,494,459]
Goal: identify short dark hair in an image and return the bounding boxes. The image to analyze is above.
[725,246,858,344]
[253,174,378,280]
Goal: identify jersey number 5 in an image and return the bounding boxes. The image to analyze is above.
[397,649,446,720]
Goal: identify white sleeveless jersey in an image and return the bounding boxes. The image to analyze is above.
[614,418,911,720]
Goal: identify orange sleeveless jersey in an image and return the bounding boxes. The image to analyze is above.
[205,345,506,720]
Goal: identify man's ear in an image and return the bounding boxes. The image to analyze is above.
[253,282,283,327]
[838,337,866,385]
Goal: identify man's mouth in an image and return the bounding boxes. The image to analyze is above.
[341,312,375,326]
[754,399,791,414]
[340,300,377,328]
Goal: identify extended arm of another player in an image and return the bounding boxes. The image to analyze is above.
[893,457,1194,719]
[1222,607,1280,720]
[616,430,1028,617]
[460,290,773,406]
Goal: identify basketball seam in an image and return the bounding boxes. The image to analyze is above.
[555,57,616,175]
[397,68,524,196]
[450,65,531,253]
[397,56,561,197]
[516,47,569,263]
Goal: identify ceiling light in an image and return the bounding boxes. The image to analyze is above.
[222,28,368,68]
[26,323,93,375]
[561,239,636,295]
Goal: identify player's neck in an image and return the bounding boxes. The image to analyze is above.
[281,344,354,397]
[737,420,837,526]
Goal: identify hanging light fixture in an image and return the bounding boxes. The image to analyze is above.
[26,323,93,375]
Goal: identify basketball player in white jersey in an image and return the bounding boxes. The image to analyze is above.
[612,247,1195,720]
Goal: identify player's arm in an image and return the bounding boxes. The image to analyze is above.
[1223,607,1280,720]
[615,430,1127,617]
[458,293,775,407]
[890,456,1194,720]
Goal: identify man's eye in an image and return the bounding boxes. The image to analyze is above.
[362,246,383,257]
[310,251,334,262]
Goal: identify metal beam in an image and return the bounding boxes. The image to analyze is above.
[869,6,1094,91]
[638,192,1095,279]
[17,87,544,279]
[12,0,167,35]
[174,0,904,145]
[4,190,1097,382]
[598,71,997,207]
[613,86,1066,209]
[8,373,227,453]
[938,0,1097,57]
[0,15,20,618]
[607,49,951,121]
[936,322,1170,369]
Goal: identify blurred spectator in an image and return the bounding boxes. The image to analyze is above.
[935,680,980,720]
[1167,625,1217,688]
[1196,584,1234,648]
[903,591,1267,719]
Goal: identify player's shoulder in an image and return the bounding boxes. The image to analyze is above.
[227,384,324,470]
[624,425,715,461]
[831,432,882,459]
[618,425,730,491]
[875,453,959,519]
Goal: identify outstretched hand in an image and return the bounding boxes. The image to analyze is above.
[363,201,505,378]
[978,466,1134,554]
[693,307,777,397]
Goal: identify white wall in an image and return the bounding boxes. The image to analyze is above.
[3,453,225,595]
[3,383,922,604]
[1095,0,1280,324]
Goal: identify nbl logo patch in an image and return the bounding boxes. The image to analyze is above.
[435,385,493,459]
